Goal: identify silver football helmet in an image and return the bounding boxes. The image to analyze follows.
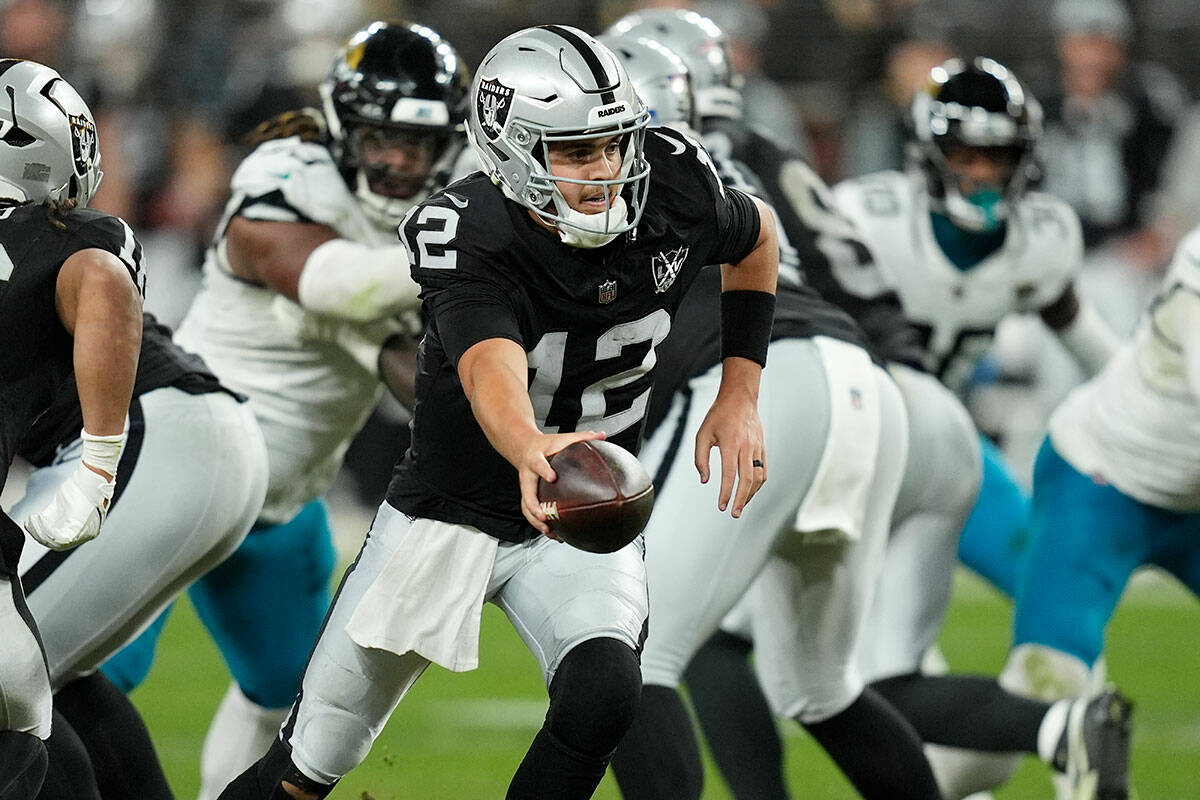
[605,9,740,121]
[598,34,697,135]
[0,59,103,206]
[467,25,651,247]
[909,57,1042,233]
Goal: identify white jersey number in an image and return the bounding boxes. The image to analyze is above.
[529,309,672,438]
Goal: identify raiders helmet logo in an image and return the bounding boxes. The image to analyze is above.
[651,246,689,294]
[477,78,514,141]
[68,113,97,175]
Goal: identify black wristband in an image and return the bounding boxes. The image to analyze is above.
[720,290,775,367]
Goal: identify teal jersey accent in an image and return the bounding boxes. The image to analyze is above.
[930,210,1007,271]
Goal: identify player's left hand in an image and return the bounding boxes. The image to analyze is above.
[694,363,766,518]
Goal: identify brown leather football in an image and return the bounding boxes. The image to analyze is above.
[537,440,655,553]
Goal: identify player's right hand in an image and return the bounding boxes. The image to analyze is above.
[517,430,606,539]
[24,459,116,551]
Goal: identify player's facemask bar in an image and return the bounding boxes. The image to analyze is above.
[519,114,651,249]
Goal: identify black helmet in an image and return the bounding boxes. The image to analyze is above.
[908,57,1042,232]
[319,20,470,228]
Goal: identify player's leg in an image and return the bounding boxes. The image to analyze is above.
[1142,506,1200,603]
[218,503,433,800]
[0,541,53,800]
[492,533,648,800]
[684,610,790,800]
[98,605,172,692]
[13,390,267,797]
[612,339,836,800]
[187,499,337,800]
[34,710,101,800]
[955,435,1031,598]
[754,367,941,800]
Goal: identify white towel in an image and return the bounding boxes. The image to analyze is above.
[792,336,882,542]
[345,511,499,672]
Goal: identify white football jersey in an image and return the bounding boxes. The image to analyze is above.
[175,137,400,524]
[833,171,1083,392]
[1048,229,1200,511]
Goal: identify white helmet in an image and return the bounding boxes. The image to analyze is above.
[598,34,697,135]
[605,9,741,121]
[0,59,103,206]
[467,25,652,248]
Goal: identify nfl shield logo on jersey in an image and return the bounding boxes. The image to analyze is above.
[598,280,617,304]
[651,246,688,294]
[477,79,514,140]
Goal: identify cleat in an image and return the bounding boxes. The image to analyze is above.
[1056,686,1133,800]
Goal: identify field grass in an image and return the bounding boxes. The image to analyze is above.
[131,564,1199,799]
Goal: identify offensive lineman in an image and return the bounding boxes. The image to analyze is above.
[0,59,142,800]
[100,20,467,798]
[219,24,777,800]
[0,59,270,800]
[599,34,941,800]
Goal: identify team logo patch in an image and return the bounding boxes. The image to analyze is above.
[598,279,617,304]
[68,113,97,175]
[651,246,689,294]
[477,78,514,141]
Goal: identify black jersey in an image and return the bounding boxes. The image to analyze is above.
[388,128,761,542]
[703,118,924,371]
[0,204,145,573]
[644,262,879,438]
[19,313,227,468]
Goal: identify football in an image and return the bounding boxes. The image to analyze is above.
[537,440,655,553]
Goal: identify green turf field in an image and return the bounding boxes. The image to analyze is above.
[132,569,1199,799]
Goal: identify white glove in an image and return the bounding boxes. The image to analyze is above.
[24,429,125,551]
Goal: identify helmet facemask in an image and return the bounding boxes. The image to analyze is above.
[341,121,461,228]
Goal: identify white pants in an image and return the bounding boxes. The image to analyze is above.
[0,574,51,738]
[284,501,649,785]
[12,387,268,688]
[639,337,908,723]
[856,365,982,681]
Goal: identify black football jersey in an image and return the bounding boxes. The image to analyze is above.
[388,127,761,542]
[0,204,145,490]
[703,117,925,371]
[18,313,227,468]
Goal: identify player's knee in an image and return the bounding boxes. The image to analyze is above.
[547,637,642,758]
[0,731,48,800]
[999,643,1090,702]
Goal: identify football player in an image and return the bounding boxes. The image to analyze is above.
[599,34,941,800]
[607,14,1133,800]
[217,24,777,800]
[0,58,142,800]
[0,59,270,800]
[1001,227,1200,774]
[98,20,467,799]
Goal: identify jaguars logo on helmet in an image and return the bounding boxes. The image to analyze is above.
[319,21,470,229]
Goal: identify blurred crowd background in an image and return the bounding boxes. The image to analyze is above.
[7,0,1198,514]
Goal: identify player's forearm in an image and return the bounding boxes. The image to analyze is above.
[459,340,542,468]
[57,252,142,437]
[1056,303,1119,377]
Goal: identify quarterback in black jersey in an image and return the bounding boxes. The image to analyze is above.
[220,25,776,800]
[0,60,143,800]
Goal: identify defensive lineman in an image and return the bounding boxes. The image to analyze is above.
[219,24,777,800]
[101,20,466,797]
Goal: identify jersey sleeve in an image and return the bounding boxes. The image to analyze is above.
[399,191,524,365]
[227,139,346,227]
[1024,195,1085,311]
[71,212,146,297]
[646,128,761,266]
[1168,226,1200,294]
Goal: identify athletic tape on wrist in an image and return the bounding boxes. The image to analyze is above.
[80,428,126,478]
